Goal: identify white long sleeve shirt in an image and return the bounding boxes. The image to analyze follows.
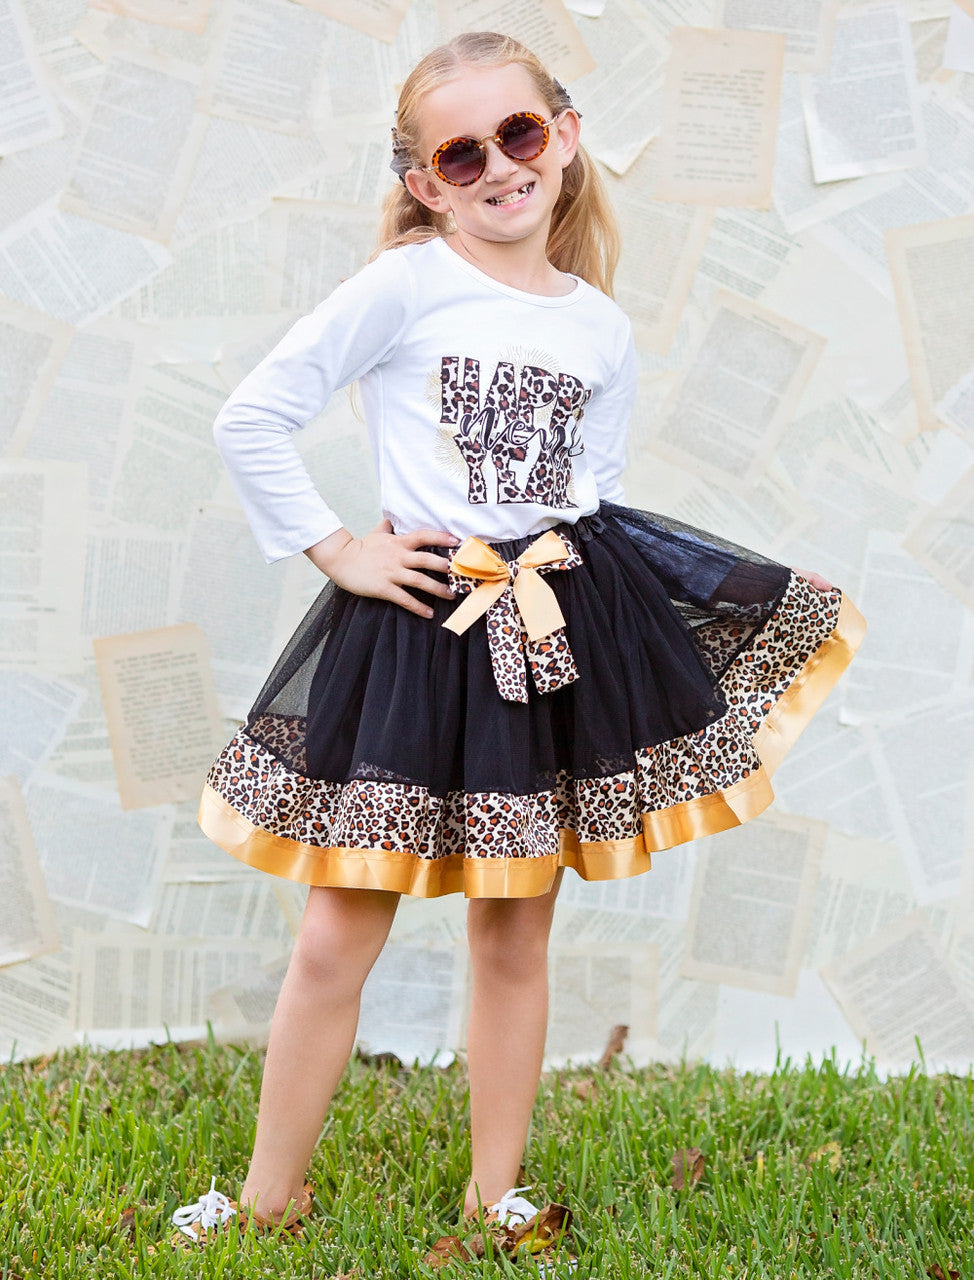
[214,235,637,562]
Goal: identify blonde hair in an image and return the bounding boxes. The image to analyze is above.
[373,32,620,297]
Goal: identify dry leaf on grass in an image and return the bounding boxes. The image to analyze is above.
[464,1230,489,1259]
[512,1202,572,1256]
[114,1199,148,1235]
[117,1207,138,1234]
[926,1266,960,1280]
[465,1223,522,1259]
[463,1202,573,1263]
[429,1198,573,1269]
[423,1235,471,1268]
[671,1147,705,1190]
[598,1024,629,1071]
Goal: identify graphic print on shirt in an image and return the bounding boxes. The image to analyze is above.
[438,351,593,506]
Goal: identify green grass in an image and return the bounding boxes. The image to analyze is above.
[1,1039,972,1278]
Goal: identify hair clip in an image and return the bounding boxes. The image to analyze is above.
[552,78,579,115]
[389,125,413,184]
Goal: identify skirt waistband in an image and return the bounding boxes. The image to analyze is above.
[421,509,607,561]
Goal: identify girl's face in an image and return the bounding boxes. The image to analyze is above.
[404,63,580,258]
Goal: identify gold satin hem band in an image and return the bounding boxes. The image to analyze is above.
[200,784,566,899]
[199,768,774,899]
[198,591,866,899]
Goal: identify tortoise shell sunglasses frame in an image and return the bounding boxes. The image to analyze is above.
[421,110,566,187]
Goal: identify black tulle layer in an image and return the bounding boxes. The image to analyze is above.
[244,504,791,797]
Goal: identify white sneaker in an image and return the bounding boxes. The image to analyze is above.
[171,1176,237,1245]
[487,1185,541,1227]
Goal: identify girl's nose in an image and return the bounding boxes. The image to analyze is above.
[482,138,518,181]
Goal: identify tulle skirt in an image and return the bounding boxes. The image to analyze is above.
[199,503,865,898]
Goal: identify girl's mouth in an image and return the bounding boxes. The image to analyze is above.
[486,182,534,207]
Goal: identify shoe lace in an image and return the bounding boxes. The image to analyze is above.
[488,1185,539,1227]
[172,1176,236,1237]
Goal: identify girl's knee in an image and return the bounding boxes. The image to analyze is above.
[466,898,555,975]
[288,926,347,988]
[290,887,399,988]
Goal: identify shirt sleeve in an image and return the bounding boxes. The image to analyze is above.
[213,250,415,563]
[581,318,637,505]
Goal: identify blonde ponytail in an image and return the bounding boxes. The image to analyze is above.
[372,32,620,297]
[547,144,619,297]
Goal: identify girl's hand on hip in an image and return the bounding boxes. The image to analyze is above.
[304,519,459,618]
[793,566,833,591]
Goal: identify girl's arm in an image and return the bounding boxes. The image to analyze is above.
[215,254,459,614]
[214,252,413,564]
[215,252,458,611]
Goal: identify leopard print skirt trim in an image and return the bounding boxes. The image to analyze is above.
[199,582,865,898]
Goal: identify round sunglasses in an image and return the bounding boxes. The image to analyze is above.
[422,110,564,187]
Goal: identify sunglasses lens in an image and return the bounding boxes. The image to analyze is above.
[433,114,551,182]
[437,138,485,184]
[499,114,546,159]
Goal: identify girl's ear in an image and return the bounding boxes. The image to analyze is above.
[405,168,449,212]
[554,109,581,170]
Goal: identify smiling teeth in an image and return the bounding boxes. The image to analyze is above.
[488,183,532,206]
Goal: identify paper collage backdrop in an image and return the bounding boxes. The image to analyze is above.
[3,0,974,1072]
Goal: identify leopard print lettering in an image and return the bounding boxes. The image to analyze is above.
[517,366,560,504]
[454,408,490,504]
[442,357,489,503]
[548,373,592,508]
[440,356,595,507]
[439,357,480,423]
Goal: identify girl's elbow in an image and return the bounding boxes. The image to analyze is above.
[212,401,294,454]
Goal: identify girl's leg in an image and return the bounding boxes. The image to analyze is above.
[240,884,400,1219]
[462,870,563,1217]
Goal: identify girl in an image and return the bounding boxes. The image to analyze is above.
[171,30,864,1252]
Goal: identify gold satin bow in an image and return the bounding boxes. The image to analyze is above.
[443,530,581,702]
[443,529,569,641]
